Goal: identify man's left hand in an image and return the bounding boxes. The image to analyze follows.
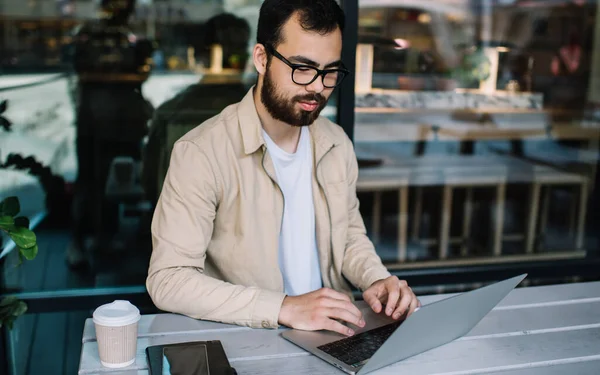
[363,276,421,320]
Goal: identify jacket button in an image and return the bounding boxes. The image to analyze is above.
[261,320,269,328]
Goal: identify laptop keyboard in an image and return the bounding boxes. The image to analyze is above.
[317,321,402,368]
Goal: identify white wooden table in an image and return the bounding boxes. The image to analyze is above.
[79,280,600,374]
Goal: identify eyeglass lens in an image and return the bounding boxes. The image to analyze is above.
[292,67,343,88]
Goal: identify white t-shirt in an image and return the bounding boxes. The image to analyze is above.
[262,126,322,296]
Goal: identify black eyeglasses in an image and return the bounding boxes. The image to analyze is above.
[265,44,349,89]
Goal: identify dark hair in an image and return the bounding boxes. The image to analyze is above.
[193,13,251,69]
[203,13,250,50]
[257,0,345,49]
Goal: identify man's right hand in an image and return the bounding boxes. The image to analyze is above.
[278,288,365,336]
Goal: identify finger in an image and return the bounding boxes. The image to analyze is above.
[321,298,364,325]
[385,285,401,316]
[325,307,364,328]
[321,288,351,302]
[323,318,356,336]
[363,291,383,314]
[417,299,422,308]
[405,296,420,317]
[393,287,414,319]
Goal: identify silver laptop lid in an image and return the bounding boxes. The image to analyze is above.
[358,274,527,374]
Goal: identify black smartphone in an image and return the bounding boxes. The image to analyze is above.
[146,340,237,375]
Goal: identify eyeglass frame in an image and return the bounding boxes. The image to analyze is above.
[263,44,350,88]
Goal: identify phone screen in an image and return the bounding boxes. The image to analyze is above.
[162,343,210,375]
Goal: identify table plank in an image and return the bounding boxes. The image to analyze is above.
[432,122,600,141]
[490,358,600,375]
[500,281,600,305]
[434,123,545,141]
[467,301,600,337]
[550,124,600,140]
[376,329,600,375]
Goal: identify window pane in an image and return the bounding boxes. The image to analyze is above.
[355,0,600,265]
[0,1,273,289]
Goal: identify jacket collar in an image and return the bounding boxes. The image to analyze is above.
[237,87,265,155]
[236,87,340,161]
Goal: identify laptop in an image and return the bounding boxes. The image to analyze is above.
[281,273,527,374]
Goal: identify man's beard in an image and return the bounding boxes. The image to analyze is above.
[260,69,327,127]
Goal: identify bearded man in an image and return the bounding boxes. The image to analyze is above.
[147,0,420,336]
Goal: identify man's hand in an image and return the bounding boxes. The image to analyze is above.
[278,288,365,336]
[363,276,420,320]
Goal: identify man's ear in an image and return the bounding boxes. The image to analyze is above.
[252,43,268,75]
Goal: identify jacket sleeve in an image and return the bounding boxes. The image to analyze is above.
[146,140,285,329]
[340,138,392,291]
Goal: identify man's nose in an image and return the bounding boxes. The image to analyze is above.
[305,75,325,94]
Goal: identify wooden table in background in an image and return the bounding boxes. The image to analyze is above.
[355,153,588,262]
[432,122,600,141]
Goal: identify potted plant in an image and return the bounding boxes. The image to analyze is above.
[451,48,492,89]
[0,96,40,329]
[0,196,38,329]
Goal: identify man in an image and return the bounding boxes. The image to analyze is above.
[141,13,251,205]
[147,0,419,337]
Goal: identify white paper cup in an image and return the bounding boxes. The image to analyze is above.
[93,300,141,368]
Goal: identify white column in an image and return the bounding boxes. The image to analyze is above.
[587,2,600,105]
[355,44,374,93]
[477,0,498,94]
[479,47,500,94]
[209,44,224,73]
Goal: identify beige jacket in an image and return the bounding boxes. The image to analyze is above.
[146,88,391,329]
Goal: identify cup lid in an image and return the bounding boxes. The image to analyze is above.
[93,300,141,327]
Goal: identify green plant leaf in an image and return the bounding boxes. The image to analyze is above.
[0,296,28,330]
[0,116,11,131]
[0,298,27,316]
[0,196,20,216]
[19,244,38,261]
[12,301,27,316]
[1,303,26,318]
[8,226,36,249]
[0,99,7,114]
[0,215,15,230]
[0,296,17,307]
[14,216,30,229]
